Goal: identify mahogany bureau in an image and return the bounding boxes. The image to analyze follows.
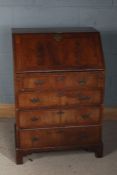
[12,28,105,164]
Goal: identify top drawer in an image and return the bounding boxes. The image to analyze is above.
[16,71,104,91]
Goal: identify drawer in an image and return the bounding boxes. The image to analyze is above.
[17,71,104,91]
[18,126,101,149]
[18,107,102,128]
[17,90,102,108]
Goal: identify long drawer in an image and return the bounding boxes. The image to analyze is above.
[17,107,102,128]
[18,126,101,149]
[16,72,104,91]
[17,90,103,108]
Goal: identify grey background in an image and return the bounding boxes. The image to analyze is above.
[0,0,117,106]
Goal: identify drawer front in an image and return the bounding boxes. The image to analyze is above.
[18,107,101,128]
[19,72,104,90]
[19,126,101,149]
[18,91,59,108]
[17,90,102,108]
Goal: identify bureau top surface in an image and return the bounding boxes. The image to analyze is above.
[12,27,98,33]
[12,27,105,73]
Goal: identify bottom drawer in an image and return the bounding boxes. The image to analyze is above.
[18,126,101,149]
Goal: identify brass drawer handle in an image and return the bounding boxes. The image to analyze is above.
[53,34,62,42]
[31,136,39,142]
[78,95,90,100]
[34,79,45,85]
[30,98,42,103]
[57,76,65,81]
[57,111,64,115]
[56,130,64,133]
[79,80,86,85]
[81,114,90,119]
[31,116,39,122]
[79,133,87,140]
[57,91,65,97]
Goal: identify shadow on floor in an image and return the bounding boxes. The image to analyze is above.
[103,120,117,156]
